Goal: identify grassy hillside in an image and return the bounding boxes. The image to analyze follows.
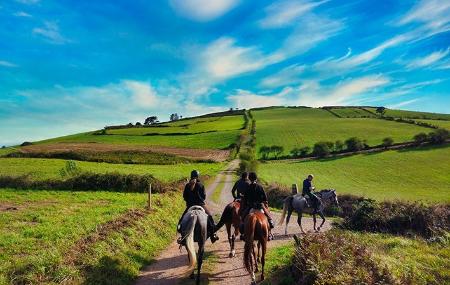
[365,107,450,120]
[252,107,430,157]
[0,158,224,182]
[0,189,183,284]
[259,144,450,202]
[35,115,244,150]
[415,119,450,130]
[327,107,376,118]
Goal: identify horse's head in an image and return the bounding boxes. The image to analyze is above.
[320,189,339,207]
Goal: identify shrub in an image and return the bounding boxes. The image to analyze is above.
[291,231,396,285]
[59,160,81,178]
[381,137,394,148]
[265,183,290,209]
[290,146,310,158]
[312,141,333,157]
[334,140,344,152]
[20,142,32,146]
[428,128,449,145]
[413,132,429,145]
[345,137,365,151]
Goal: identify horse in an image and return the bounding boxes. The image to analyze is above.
[279,189,339,235]
[243,209,269,284]
[179,205,208,285]
[216,200,241,257]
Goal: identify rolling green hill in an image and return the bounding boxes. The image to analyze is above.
[365,107,450,120]
[415,119,450,130]
[326,107,376,118]
[259,144,450,202]
[252,107,431,158]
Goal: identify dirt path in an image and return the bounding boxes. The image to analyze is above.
[136,161,331,285]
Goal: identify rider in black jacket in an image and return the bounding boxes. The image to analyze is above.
[177,170,219,243]
[232,172,250,200]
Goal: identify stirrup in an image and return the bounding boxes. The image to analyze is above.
[268,232,274,241]
[211,233,219,243]
[177,236,186,246]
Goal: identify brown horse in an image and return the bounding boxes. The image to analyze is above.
[216,200,241,257]
[243,209,269,284]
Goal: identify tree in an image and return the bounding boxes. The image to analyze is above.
[381,137,394,148]
[144,116,158,125]
[376,107,386,116]
[429,129,449,145]
[170,113,179,121]
[313,141,333,157]
[290,146,311,158]
[413,132,428,145]
[345,137,364,152]
[135,122,142,126]
[335,140,344,152]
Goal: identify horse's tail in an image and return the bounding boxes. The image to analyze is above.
[278,196,293,226]
[243,215,257,274]
[184,213,198,268]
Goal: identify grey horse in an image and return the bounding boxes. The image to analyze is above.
[179,205,208,285]
[279,189,339,235]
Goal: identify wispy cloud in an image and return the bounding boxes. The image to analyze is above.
[406,48,450,69]
[259,0,328,28]
[227,87,294,109]
[33,22,70,44]
[14,11,32,17]
[387,98,421,109]
[169,0,239,21]
[260,64,305,88]
[398,0,450,30]
[0,60,18,67]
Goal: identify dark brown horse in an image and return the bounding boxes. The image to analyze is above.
[216,200,241,257]
[243,209,269,284]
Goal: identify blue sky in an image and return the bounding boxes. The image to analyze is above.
[0,0,449,145]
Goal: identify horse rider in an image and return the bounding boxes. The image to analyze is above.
[240,172,275,239]
[177,170,219,244]
[302,174,320,211]
[232,171,250,200]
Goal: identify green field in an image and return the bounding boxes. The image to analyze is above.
[252,107,429,157]
[328,107,376,118]
[107,115,243,135]
[0,158,224,182]
[415,119,450,130]
[0,189,183,284]
[259,145,450,202]
[33,115,244,150]
[365,108,450,120]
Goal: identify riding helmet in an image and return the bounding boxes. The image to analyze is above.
[190,170,200,179]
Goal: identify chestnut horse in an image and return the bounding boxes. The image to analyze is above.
[216,200,241,257]
[243,209,269,284]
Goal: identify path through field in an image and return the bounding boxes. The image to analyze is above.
[136,160,331,285]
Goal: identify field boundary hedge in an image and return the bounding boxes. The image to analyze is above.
[0,172,195,193]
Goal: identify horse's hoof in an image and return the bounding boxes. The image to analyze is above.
[229,252,233,258]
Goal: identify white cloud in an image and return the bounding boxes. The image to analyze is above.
[124,80,159,108]
[406,48,450,69]
[260,64,305,88]
[260,0,328,28]
[399,0,450,31]
[227,87,293,109]
[169,0,239,21]
[0,60,18,67]
[33,22,70,44]
[387,98,421,109]
[14,11,32,17]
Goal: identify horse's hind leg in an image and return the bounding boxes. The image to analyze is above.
[313,213,317,231]
[252,244,259,273]
[257,241,261,263]
[231,225,238,257]
[196,242,205,285]
[285,208,293,235]
[226,223,233,258]
[261,240,267,281]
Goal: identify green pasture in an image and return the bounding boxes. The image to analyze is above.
[0,158,224,182]
[252,107,429,157]
[365,107,450,120]
[107,115,243,135]
[259,144,450,202]
[0,189,184,284]
[415,119,450,130]
[328,107,376,118]
[37,129,240,150]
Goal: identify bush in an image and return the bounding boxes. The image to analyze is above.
[312,141,333,157]
[291,231,396,285]
[334,140,344,152]
[413,132,429,145]
[20,142,33,146]
[381,137,394,148]
[345,137,365,151]
[290,146,311,158]
[265,183,290,209]
[340,198,450,239]
[429,128,449,144]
